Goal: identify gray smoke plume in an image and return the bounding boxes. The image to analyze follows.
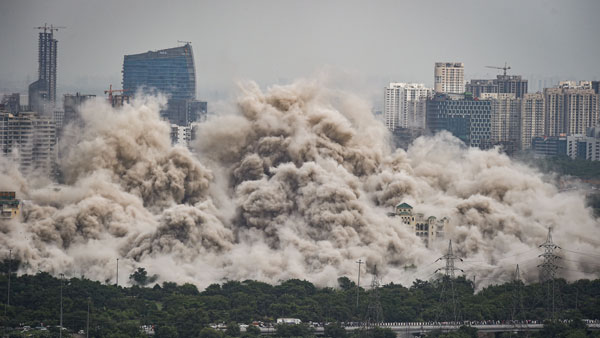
[1,79,598,289]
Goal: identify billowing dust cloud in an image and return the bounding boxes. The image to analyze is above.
[1,80,598,289]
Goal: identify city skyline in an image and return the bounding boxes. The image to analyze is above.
[1,0,600,104]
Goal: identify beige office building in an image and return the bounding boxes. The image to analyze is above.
[434,62,465,94]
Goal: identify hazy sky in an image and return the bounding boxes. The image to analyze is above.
[1,0,599,106]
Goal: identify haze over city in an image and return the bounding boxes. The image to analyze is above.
[1,1,600,336]
[1,0,600,104]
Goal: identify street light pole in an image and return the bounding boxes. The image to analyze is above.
[59,273,64,338]
[116,258,119,287]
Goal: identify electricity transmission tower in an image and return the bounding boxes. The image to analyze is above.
[435,240,464,322]
[511,265,526,324]
[538,228,561,320]
[356,259,363,310]
[435,240,464,278]
[363,265,383,334]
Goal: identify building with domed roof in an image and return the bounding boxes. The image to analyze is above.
[390,202,448,247]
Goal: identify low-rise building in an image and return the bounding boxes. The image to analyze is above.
[565,126,600,161]
[390,202,448,247]
[0,191,20,219]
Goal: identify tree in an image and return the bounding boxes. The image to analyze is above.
[199,327,223,338]
[324,322,347,338]
[245,325,261,337]
[130,268,148,286]
[275,323,314,337]
[372,327,396,338]
[225,322,241,337]
[155,325,179,338]
[337,277,355,291]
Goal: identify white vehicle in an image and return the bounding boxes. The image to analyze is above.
[277,318,302,325]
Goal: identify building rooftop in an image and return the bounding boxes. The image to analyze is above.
[396,202,413,209]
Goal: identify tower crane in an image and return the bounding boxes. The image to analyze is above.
[34,23,66,34]
[104,84,128,103]
[486,62,511,76]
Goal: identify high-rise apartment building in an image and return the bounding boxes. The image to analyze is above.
[544,83,599,136]
[490,94,521,154]
[123,43,196,101]
[63,93,96,127]
[592,81,600,95]
[496,75,528,99]
[467,75,528,99]
[434,62,465,94]
[0,111,56,174]
[29,25,59,113]
[0,94,21,114]
[520,93,545,150]
[161,98,208,126]
[384,83,432,130]
[466,79,497,98]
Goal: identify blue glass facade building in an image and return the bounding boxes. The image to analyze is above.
[122,44,196,101]
[426,94,492,149]
[122,44,207,126]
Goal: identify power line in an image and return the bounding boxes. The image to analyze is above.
[561,248,600,259]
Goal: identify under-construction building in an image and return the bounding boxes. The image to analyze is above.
[29,25,59,113]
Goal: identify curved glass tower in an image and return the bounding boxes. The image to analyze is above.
[122,44,196,100]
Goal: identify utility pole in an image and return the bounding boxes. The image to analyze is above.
[116,258,119,287]
[4,249,11,338]
[5,249,11,316]
[356,259,363,310]
[538,228,561,320]
[86,297,90,338]
[59,273,64,338]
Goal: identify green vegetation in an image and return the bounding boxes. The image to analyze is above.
[523,155,600,180]
[518,155,600,216]
[1,268,599,337]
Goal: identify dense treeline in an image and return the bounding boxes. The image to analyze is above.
[516,155,600,216]
[1,262,600,337]
[519,155,600,180]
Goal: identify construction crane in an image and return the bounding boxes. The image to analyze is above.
[34,23,66,34]
[104,84,128,103]
[486,62,511,76]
